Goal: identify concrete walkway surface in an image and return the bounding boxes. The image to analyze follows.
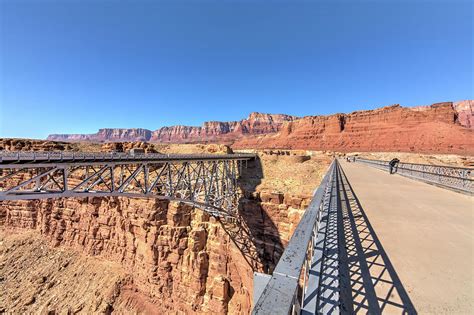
[339,160,473,314]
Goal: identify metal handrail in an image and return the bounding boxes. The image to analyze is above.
[252,160,337,315]
[355,157,473,194]
[0,151,256,163]
[396,164,472,180]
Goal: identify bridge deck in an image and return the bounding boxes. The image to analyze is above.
[339,160,473,314]
[0,152,255,166]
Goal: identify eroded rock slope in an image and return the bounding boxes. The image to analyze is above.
[234,102,474,154]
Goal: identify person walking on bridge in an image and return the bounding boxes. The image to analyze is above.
[389,158,400,174]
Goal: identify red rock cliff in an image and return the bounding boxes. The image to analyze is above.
[45,101,473,154]
[453,100,473,129]
[47,113,297,143]
[0,191,312,314]
[233,102,474,154]
[48,128,152,142]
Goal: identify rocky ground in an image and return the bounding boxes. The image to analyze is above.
[0,229,166,314]
[0,230,128,314]
[237,150,332,196]
[0,138,233,155]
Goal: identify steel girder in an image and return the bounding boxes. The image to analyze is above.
[0,157,250,218]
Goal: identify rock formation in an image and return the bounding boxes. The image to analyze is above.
[0,190,313,313]
[233,102,474,155]
[453,100,473,129]
[0,139,75,151]
[45,100,473,155]
[47,113,297,143]
[49,128,152,142]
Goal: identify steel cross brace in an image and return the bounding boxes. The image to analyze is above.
[0,156,251,218]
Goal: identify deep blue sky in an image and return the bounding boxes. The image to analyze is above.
[1,0,472,139]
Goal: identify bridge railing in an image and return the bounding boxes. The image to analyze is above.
[252,160,337,315]
[355,157,473,195]
[355,157,390,171]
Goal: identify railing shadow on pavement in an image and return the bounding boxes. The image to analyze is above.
[336,164,417,314]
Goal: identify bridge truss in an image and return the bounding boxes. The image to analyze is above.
[0,152,255,218]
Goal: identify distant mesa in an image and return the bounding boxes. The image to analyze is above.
[47,112,297,143]
[46,101,474,155]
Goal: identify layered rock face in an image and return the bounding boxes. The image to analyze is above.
[49,128,152,142]
[45,100,473,154]
[1,190,312,314]
[0,139,332,313]
[234,102,474,155]
[0,139,75,151]
[47,113,297,143]
[2,198,246,313]
[453,100,473,129]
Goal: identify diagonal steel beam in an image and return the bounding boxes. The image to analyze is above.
[117,165,144,193]
[72,165,109,191]
[0,168,27,183]
[5,167,58,193]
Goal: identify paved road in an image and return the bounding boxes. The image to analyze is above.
[339,160,474,314]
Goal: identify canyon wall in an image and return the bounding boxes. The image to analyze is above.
[47,113,297,143]
[2,198,249,313]
[233,102,474,155]
[0,144,324,313]
[0,191,312,314]
[45,100,473,155]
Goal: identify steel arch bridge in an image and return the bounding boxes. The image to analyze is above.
[0,151,256,218]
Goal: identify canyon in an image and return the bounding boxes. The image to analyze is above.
[0,143,331,314]
[2,145,471,314]
[46,101,474,155]
[2,100,473,314]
